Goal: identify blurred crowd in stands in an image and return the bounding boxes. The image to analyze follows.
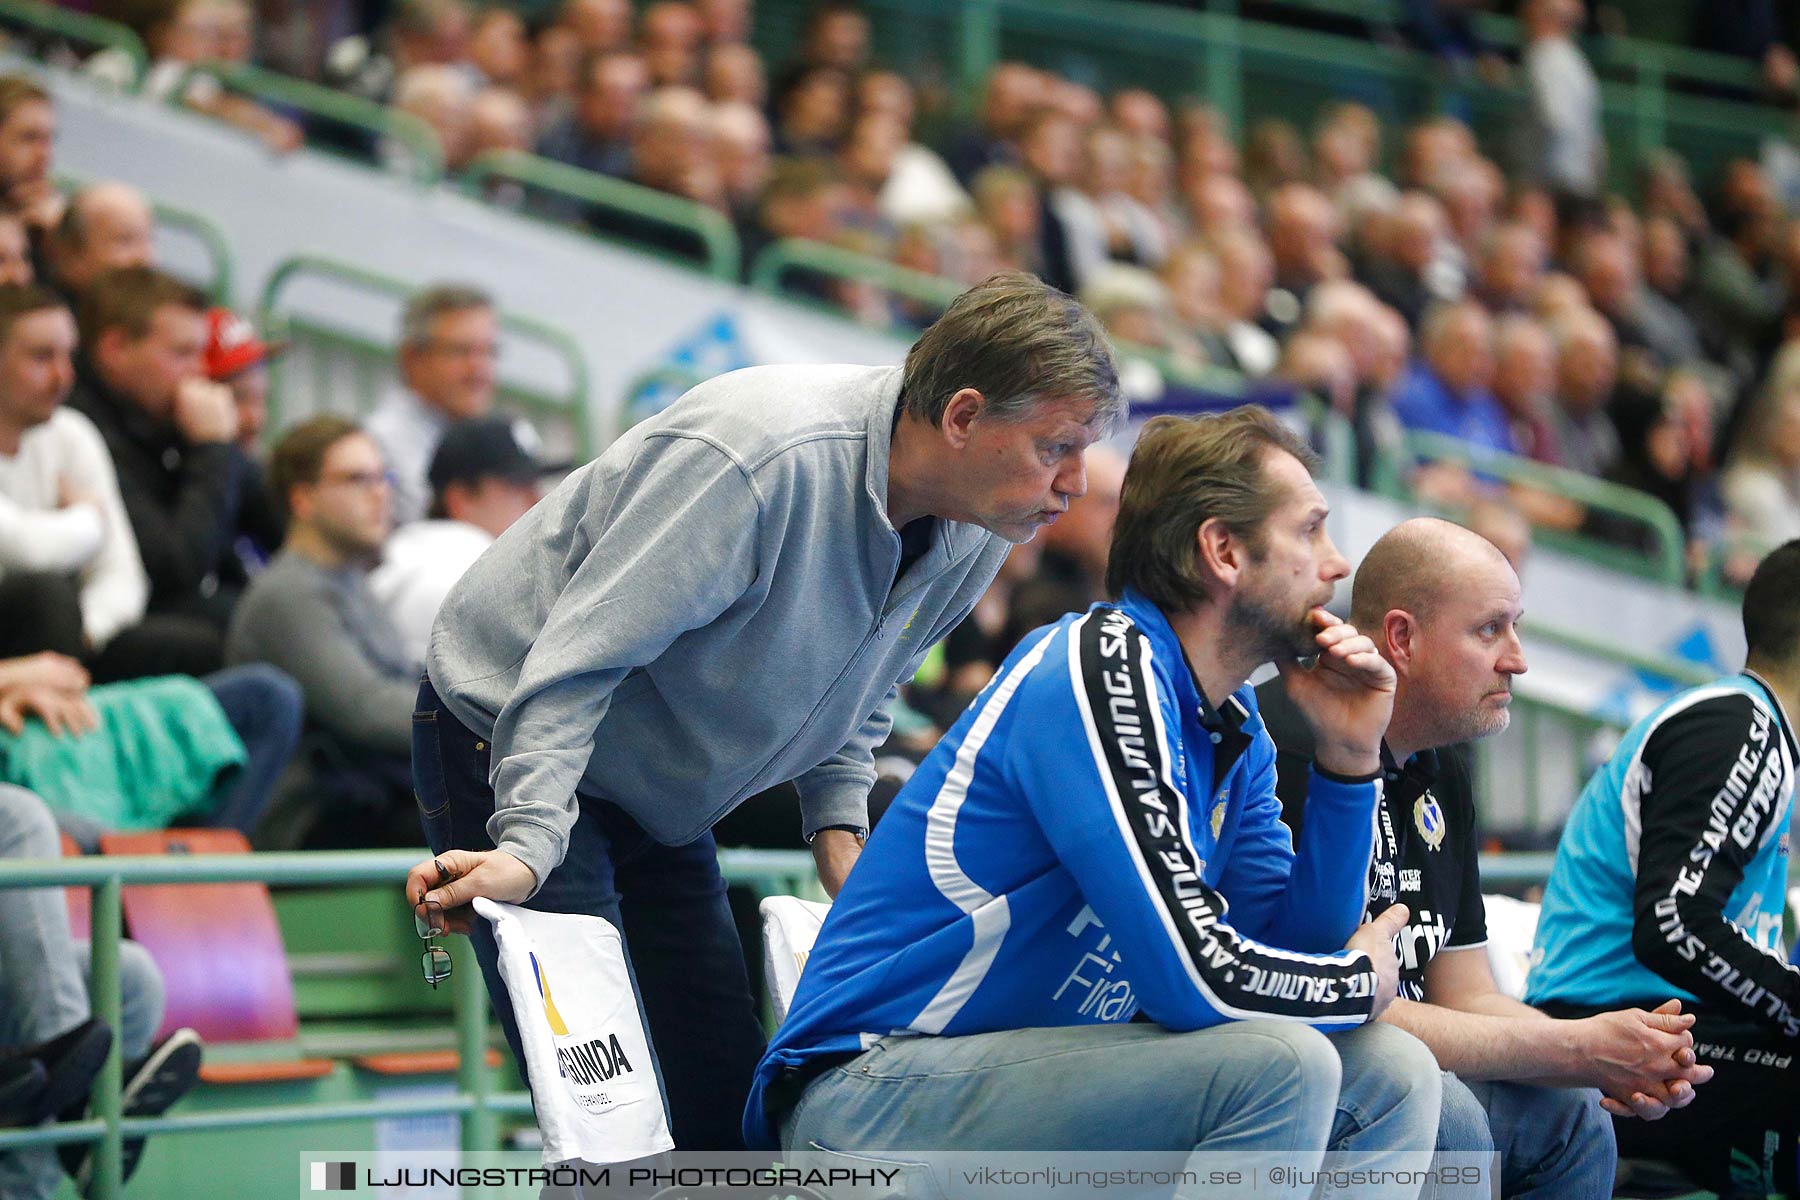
[0,0,1797,854]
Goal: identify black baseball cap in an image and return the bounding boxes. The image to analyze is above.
[427,416,571,494]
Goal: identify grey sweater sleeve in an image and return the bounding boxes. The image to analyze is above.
[229,566,417,755]
[792,684,894,837]
[487,435,764,886]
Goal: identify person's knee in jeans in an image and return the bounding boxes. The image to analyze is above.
[1329,1024,1443,1150]
[1434,1074,1495,1154]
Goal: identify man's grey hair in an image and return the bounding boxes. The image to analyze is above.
[400,283,493,347]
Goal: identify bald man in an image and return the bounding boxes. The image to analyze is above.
[1258,518,1710,1197]
[45,182,152,301]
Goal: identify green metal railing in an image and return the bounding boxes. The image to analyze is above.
[0,846,817,1200]
[1399,430,1689,586]
[149,200,232,302]
[173,62,444,186]
[461,150,741,283]
[258,253,597,457]
[0,0,145,86]
[749,238,968,314]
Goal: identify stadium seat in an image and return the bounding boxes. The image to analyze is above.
[60,832,87,941]
[100,830,300,1044]
[759,896,831,1024]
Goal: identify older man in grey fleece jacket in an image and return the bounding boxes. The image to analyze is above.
[406,272,1124,1150]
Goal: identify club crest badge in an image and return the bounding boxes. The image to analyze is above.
[1210,800,1227,840]
[1414,794,1446,851]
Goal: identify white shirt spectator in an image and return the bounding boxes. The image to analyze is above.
[1724,463,1800,550]
[364,389,449,527]
[0,408,149,647]
[1523,35,1601,197]
[367,518,493,669]
[878,144,974,228]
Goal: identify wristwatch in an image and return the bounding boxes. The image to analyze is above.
[806,824,869,845]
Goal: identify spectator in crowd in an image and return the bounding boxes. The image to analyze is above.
[1243,117,1311,201]
[0,77,61,245]
[712,99,771,232]
[389,63,475,174]
[1016,106,1087,295]
[1363,190,1455,330]
[697,0,751,44]
[44,183,153,303]
[640,1,706,88]
[325,0,474,107]
[971,165,1042,276]
[1723,368,1800,550]
[0,783,201,1200]
[364,283,497,526]
[1528,542,1800,1199]
[200,307,285,567]
[1473,221,1547,315]
[1602,374,1726,568]
[124,0,304,154]
[1211,225,1281,376]
[0,284,225,680]
[1264,183,1348,337]
[1641,215,1702,332]
[1181,166,1256,241]
[522,19,582,135]
[946,61,1041,183]
[1158,240,1235,369]
[703,41,765,107]
[0,212,34,288]
[1694,195,1785,380]
[66,268,258,629]
[746,406,1437,1165]
[466,85,532,165]
[626,85,720,209]
[466,5,528,90]
[1520,0,1601,202]
[1393,299,1514,455]
[369,414,559,669]
[226,416,419,844]
[535,49,647,179]
[1550,306,1623,477]
[772,64,851,159]
[1314,101,1399,229]
[1261,518,1706,1197]
[1575,228,1704,372]
[559,0,631,56]
[1491,313,1564,465]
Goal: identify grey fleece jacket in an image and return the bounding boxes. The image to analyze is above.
[427,363,1010,888]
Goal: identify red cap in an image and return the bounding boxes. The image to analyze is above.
[203,308,283,380]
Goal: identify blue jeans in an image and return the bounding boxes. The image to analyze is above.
[203,664,304,839]
[0,785,164,1200]
[783,1022,1442,1198]
[411,678,766,1151]
[1433,1075,1615,1199]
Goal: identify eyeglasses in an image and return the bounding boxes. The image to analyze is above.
[317,469,397,492]
[416,898,452,989]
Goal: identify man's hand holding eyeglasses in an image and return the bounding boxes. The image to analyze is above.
[405,848,538,935]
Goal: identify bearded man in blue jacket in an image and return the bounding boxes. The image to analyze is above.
[746,406,1442,1191]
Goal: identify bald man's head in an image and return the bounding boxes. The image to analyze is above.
[1351,517,1505,631]
[1351,517,1527,756]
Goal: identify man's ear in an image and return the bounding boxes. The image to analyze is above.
[940,387,985,451]
[1382,609,1417,676]
[93,325,128,373]
[1194,518,1241,591]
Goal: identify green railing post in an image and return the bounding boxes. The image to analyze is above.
[175,62,444,186]
[149,201,234,303]
[455,936,497,1154]
[955,0,1000,120]
[1634,53,1668,172]
[1201,9,1245,141]
[89,875,123,1200]
[748,238,966,312]
[0,0,147,87]
[460,150,741,283]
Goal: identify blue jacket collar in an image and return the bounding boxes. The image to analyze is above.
[1113,588,1251,735]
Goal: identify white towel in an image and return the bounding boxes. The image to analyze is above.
[474,898,674,1164]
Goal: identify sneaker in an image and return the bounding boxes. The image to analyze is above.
[2,1018,113,1129]
[0,1058,47,1127]
[63,1027,202,1196]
